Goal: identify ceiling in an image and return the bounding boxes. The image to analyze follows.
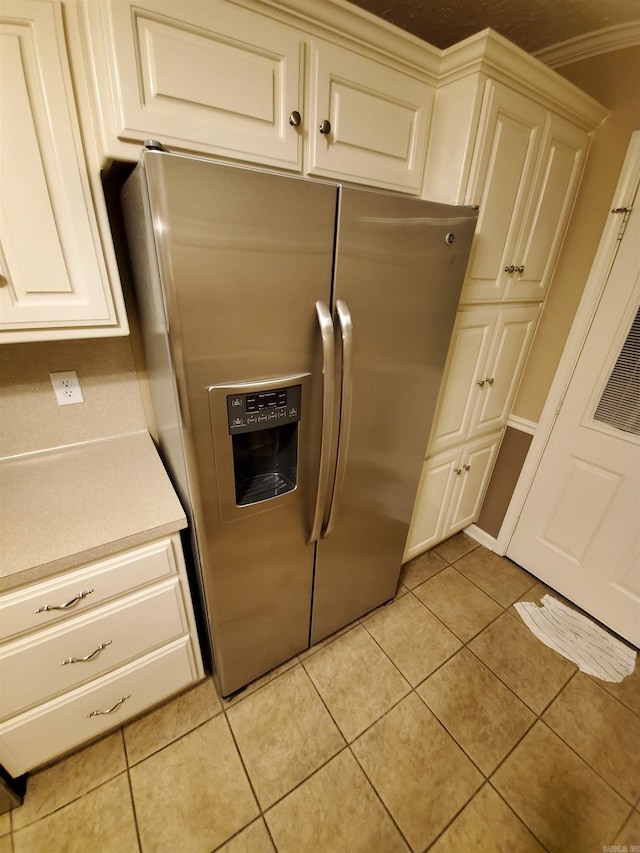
[346,0,640,55]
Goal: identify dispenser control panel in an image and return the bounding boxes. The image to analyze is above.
[226,384,302,434]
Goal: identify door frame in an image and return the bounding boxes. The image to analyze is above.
[496,130,640,556]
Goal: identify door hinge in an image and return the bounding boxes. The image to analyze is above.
[611,206,632,240]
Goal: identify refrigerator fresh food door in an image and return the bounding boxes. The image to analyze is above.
[137,152,338,696]
[311,186,477,643]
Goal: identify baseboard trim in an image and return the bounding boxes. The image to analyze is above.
[507,414,537,436]
[465,524,498,552]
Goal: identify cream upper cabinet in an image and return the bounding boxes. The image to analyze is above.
[461,81,588,304]
[0,0,127,342]
[79,0,305,170]
[306,38,434,193]
[428,304,539,455]
[405,432,501,560]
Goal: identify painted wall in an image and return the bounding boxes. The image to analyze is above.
[513,46,640,424]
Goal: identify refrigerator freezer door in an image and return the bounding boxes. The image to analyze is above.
[137,152,338,696]
[311,187,477,643]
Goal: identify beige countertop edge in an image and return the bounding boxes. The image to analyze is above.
[0,431,188,593]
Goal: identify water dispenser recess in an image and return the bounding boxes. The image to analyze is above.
[226,384,302,506]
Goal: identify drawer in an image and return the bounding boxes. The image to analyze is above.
[0,578,189,719]
[0,637,200,776]
[0,538,178,641]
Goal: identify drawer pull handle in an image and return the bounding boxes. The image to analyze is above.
[87,694,130,718]
[34,589,94,613]
[61,640,112,666]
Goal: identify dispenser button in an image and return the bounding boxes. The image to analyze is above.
[232,417,244,428]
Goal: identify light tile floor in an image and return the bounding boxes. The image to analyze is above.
[4,532,640,853]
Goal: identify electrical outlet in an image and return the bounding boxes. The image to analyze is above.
[50,371,84,406]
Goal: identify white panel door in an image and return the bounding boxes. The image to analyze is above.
[307,38,433,193]
[508,195,640,646]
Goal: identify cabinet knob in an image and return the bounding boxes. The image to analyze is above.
[463,464,471,471]
[454,468,462,475]
[504,265,515,273]
[515,265,525,273]
[485,377,495,385]
[319,119,332,135]
[476,379,485,387]
[289,110,302,127]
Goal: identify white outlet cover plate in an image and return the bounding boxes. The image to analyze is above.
[50,371,84,406]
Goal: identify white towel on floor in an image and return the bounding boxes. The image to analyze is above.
[514,594,636,683]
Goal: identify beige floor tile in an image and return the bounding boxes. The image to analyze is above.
[265,749,408,853]
[226,664,344,809]
[217,818,275,852]
[492,722,630,853]
[221,656,299,707]
[12,774,138,853]
[418,648,535,775]
[303,624,410,741]
[352,693,482,851]
[414,566,502,642]
[615,810,640,846]
[11,731,126,830]
[130,715,258,852]
[543,672,640,804]
[364,593,461,686]
[453,548,536,607]
[429,783,546,853]
[595,659,640,717]
[433,531,479,563]
[469,611,575,714]
[0,837,11,853]
[124,677,221,765]
[399,549,448,589]
[297,619,359,663]
[0,813,9,838]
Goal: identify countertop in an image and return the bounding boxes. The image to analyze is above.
[0,431,187,592]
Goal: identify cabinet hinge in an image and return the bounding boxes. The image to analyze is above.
[611,207,632,241]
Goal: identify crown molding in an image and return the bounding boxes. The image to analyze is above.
[533,21,640,68]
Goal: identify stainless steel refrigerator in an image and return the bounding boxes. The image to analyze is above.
[122,147,477,697]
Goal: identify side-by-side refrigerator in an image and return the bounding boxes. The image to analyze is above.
[122,148,477,697]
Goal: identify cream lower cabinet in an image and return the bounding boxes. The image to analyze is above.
[428,304,540,455]
[306,38,433,193]
[0,536,203,776]
[405,432,501,560]
[0,0,127,342]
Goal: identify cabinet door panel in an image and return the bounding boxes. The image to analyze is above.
[308,39,433,192]
[103,0,304,169]
[446,433,501,534]
[428,308,495,454]
[0,2,118,337]
[472,305,539,436]
[505,115,588,301]
[462,81,546,302]
[404,450,460,560]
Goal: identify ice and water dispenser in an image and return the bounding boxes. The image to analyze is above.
[209,378,304,518]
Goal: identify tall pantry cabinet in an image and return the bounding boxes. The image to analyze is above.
[405,42,604,557]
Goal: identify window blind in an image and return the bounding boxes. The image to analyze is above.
[593,305,640,436]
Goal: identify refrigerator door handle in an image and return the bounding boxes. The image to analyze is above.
[308,301,336,544]
[323,299,353,537]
